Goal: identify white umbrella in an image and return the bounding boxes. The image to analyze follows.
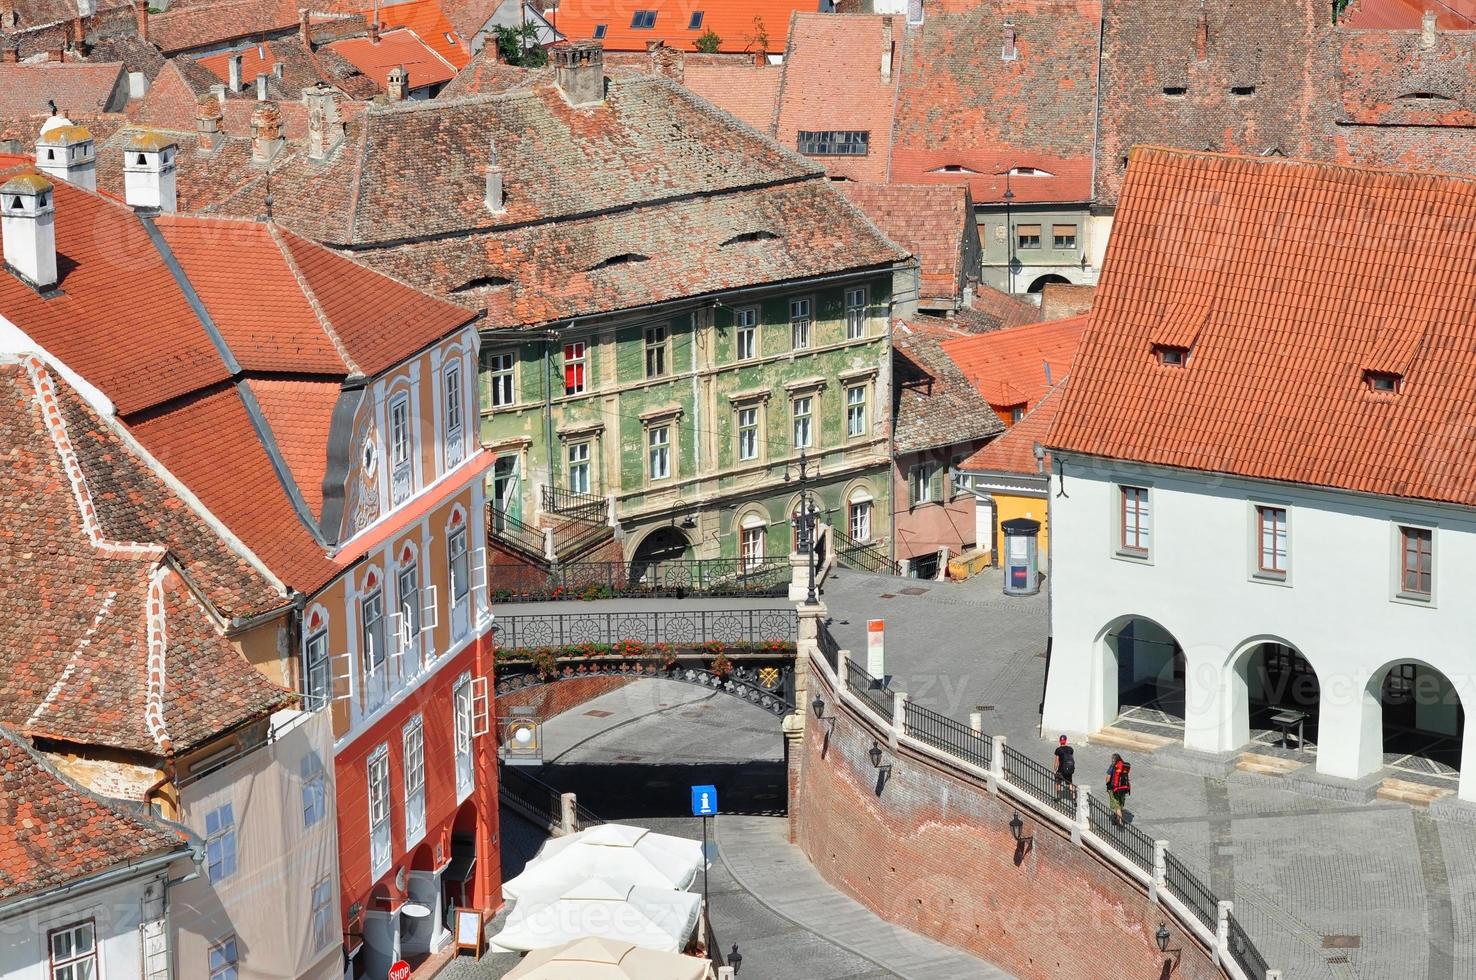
[491,880,702,953]
[503,824,704,903]
[503,937,714,980]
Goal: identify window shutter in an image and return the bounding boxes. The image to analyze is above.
[929,463,944,501]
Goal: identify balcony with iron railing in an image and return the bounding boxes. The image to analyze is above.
[541,484,608,524]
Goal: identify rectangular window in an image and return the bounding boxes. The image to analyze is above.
[304,628,328,708]
[397,561,420,653]
[593,23,607,38]
[631,9,656,27]
[449,526,469,606]
[1016,224,1042,249]
[367,746,391,874]
[488,351,515,407]
[735,308,758,360]
[563,341,587,396]
[792,396,813,449]
[1256,506,1287,575]
[568,442,591,494]
[845,288,867,339]
[403,716,426,843]
[389,395,410,467]
[444,363,463,436]
[361,586,386,680]
[846,385,866,437]
[204,803,237,883]
[1120,486,1150,554]
[737,406,759,461]
[741,524,765,569]
[454,677,474,798]
[790,299,812,350]
[48,921,96,980]
[310,878,333,952]
[1052,224,1078,250]
[908,463,933,505]
[1400,525,1433,596]
[644,325,667,378]
[648,425,670,479]
[688,10,703,28]
[849,499,872,542]
[208,936,239,980]
[795,130,870,156]
[301,754,327,828]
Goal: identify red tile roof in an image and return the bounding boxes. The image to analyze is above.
[548,0,807,54]
[839,182,971,307]
[364,0,471,69]
[247,378,342,519]
[438,52,548,98]
[956,283,1042,333]
[195,42,278,87]
[960,380,1062,477]
[1336,25,1476,128]
[892,317,1003,454]
[682,61,781,133]
[149,0,302,54]
[942,314,1086,411]
[325,27,459,90]
[0,62,127,116]
[1050,146,1476,507]
[891,0,1100,204]
[772,14,900,182]
[0,724,185,902]
[1341,0,1476,29]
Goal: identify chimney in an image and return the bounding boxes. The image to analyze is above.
[1,174,58,291]
[250,101,283,163]
[553,40,605,107]
[122,130,177,212]
[0,1,17,31]
[133,0,148,43]
[1195,10,1208,61]
[273,61,283,80]
[74,0,93,16]
[484,139,504,213]
[368,19,380,43]
[1422,10,1437,49]
[881,15,893,80]
[209,82,226,104]
[35,119,96,191]
[299,8,311,45]
[1001,21,1017,62]
[228,52,243,92]
[255,72,269,100]
[49,48,65,62]
[386,64,408,101]
[195,94,223,153]
[1,47,16,64]
[303,85,345,160]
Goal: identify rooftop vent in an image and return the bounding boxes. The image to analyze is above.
[590,253,648,270]
[1163,85,1187,97]
[721,230,781,246]
[1001,20,1017,61]
[451,275,513,293]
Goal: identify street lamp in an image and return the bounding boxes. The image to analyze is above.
[1002,173,1016,295]
[811,693,826,719]
[1009,812,1024,841]
[1156,922,1171,953]
[784,449,820,605]
[729,944,743,973]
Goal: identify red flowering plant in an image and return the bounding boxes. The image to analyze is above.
[531,647,558,677]
[651,642,678,668]
[709,651,733,679]
[613,639,647,658]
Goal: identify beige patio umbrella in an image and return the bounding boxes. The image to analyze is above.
[504,937,714,980]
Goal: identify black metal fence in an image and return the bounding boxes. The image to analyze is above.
[845,658,895,720]
[1164,851,1219,931]
[817,620,841,673]
[542,484,608,523]
[492,556,789,601]
[1002,745,1076,821]
[492,608,797,650]
[831,527,900,576]
[1227,913,1270,980]
[1086,793,1156,874]
[903,700,992,771]
[489,507,547,558]
[499,765,565,831]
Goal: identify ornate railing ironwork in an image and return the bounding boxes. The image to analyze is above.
[541,484,608,523]
[491,557,789,601]
[1227,913,1270,980]
[492,609,797,650]
[1164,851,1219,931]
[844,657,895,721]
[495,657,795,716]
[903,700,992,771]
[831,528,900,576]
[1002,744,1075,821]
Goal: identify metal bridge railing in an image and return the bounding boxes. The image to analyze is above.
[903,700,992,771]
[492,608,797,650]
[844,657,895,721]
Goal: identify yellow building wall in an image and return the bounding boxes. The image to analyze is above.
[234,617,292,689]
[993,492,1050,564]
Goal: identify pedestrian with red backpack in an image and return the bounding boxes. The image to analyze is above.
[1106,754,1132,827]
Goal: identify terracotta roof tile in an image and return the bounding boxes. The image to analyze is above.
[772,14,900,182]
[149,0,302,54]
[892,0,1099,204]
[1050,146,1476,508]
[438,51,548,98]
[682,61,781,133]
[839,182,970,306]
[892,316,1003,454]
[550,0,808,54]
[1341,0,1476,29]
[0,62,126,116]
[365,0,471,69]
[942,314,1085,411]
[247,378,340,519]
[955,283,1043,333]
[0,725,185,902]
[959,380,1062,476]
[325,27,459,91]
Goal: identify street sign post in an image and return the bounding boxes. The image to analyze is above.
[691,784,718,940]
[388,961,411,980]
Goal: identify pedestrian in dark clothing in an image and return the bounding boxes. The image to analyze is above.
[1054,735,1076,801]
[1106,755,1132,827]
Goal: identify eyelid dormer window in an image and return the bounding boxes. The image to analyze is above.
[1154,344,1189,367]
[1365,370,1401,393]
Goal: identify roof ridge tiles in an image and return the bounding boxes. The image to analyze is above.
[268,222,363,376]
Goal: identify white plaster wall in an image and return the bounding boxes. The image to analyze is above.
[1043,453,1476,798]
[0,874,164,980]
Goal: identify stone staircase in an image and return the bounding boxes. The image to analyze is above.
[1090,725,1176,754]
[1375,776,1453,807]
[1234,752,1307,777]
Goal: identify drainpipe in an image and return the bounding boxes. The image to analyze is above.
[543,335,555,511]
[885,315,897,567]
[689,309,701,549]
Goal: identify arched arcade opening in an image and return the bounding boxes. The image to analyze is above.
[1099,616,1185,739]
[1232,641,1321,753]
[1373,660,1464,786]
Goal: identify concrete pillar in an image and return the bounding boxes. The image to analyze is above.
[968,711,983,734]
[892,691,907,749]
[782,714,805,844]
[787,551,811,602]
[1041,628,1108,740]
[718,969,735,979]
[1216,900,1233,964]
[559,792,577,835]
[1151,840,1168,903]
[1459,718,1476,802]
[1072,783,1090,845]
[1314,676,1383,783]
[990,733,1006,788]
[794,600,826,712]
[1182,647,1229,754]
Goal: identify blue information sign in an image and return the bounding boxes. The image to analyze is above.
[690,784,718,816]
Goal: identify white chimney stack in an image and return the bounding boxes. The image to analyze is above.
[35,116,96,191]
[386,64,408,101]
[1,173,58,291]
[485,139,505,213]
[1422,10,1438,49]
[255,72,269,100]
[122,130,178,213]
[881,16,893,80]
[228,52,243,91]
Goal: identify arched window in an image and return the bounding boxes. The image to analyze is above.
[740,512,766,569]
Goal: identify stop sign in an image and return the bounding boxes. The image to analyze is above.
[388,961,412,980]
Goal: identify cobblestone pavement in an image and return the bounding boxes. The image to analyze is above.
[817,567,1469,980]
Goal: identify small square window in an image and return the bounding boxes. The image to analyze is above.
[593,24,607,38]
[1163,85,1187,96]
[1155,345,1189,366]
[688,11,703,29]
[1052,224,1077,250]
[1231,85,1255,96]
[1365,370,1400,393]
[1016,224,1041,249]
